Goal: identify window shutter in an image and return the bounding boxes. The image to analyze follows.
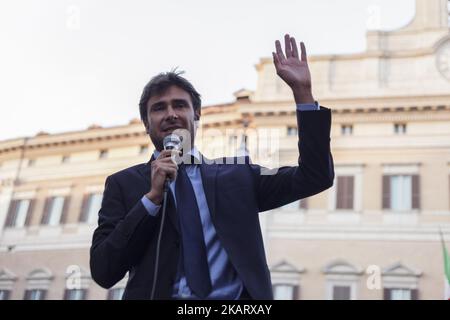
[410,289,418,300]
[3,290,11,300]
[383,288,391,300]
[40,197,53,225]
[346,176,354,209]
[411,175,420,210]
[382,175,391,209]
[107,289,114,300]
[4,200,18,227]
[25,199,35,226]
[337,176,354,209]
[60,196,71,224]
[41,289,47,300]
[81,289,88,300]
[292,285,300,300]
[336,176,345,209]
[299,197,308,210]
[79,194,91,223]
[63,289,69,300]
[23,289,31,300]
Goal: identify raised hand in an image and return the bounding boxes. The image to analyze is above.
[273,34,314,104]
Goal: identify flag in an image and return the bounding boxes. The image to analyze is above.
[439,229,450,300]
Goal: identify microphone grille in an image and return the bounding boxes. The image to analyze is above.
[163,133,182,150]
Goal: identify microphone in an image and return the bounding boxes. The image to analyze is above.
[162,133,182,191]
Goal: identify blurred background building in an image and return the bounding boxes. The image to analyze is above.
[0,0,449,300]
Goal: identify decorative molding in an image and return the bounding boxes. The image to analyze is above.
[322,259,364,275]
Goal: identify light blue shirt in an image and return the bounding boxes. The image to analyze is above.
[141,103,319,299]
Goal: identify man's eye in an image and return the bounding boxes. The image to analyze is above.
[152,105,164,111]
[174,102,185,108]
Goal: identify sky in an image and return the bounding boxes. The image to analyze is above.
[0,0,415,141]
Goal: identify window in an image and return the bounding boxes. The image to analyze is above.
[382,175,420,211]
[328,165,363,213]
[228,134,238,146]
[384,288,417,300]
[270,261,303,300]
[41,196,70,226]
[62,155,70,163]
[79,193,103,224]
[0,290,11,300]
[139,145,149,155]
[323,260,362,300]
[0,268,17,299]
[336,176,354,210]
[332,285,351,300]
[63,288,87,300]
[107,287,125,300]
[24,289,47,300]
[28,159,35,167]
[65,265,91,298]
[382,262,421,300]
[99,149,108,159]
[25,269,52,300]
[394,123,406,135]
[273,284,297,300]
[341,125,353,136]
[299,198,308,210]
[4,199,34,228]
[287,126,298,136]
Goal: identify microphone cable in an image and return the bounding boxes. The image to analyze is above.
[150,178,170,300]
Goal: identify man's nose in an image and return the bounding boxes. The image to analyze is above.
[166,104,178,119]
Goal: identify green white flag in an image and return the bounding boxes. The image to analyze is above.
[439,229,450,300]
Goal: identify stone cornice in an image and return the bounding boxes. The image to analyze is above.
[1,103,449,155]
[0,124,147,154]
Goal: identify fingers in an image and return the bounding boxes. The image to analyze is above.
[157,149,181,159]
[152,160,178,180]
[284,34,292,58]
[165,167,178,181]
[290,37,299,58]
[275,40,286,63]
[272,52,280,70]
[158,149,181,164]
[275,34,302,62]
[300,41,307,62]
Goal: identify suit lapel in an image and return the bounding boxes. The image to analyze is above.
[137,155,180,235]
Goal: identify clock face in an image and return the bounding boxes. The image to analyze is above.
[436,41,450,81]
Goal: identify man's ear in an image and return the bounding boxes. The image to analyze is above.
[194,108,201,121]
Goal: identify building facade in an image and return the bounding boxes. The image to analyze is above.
[1,0,450,300]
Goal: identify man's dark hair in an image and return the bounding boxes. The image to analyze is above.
[139,70,202,126]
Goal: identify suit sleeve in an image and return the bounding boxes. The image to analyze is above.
[251,106,335,212]
[89,175,159,289]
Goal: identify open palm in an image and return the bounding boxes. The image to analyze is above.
[273,34,312,91]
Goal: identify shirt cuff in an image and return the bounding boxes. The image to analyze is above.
[141,195,161,216]
[296,101,320,111]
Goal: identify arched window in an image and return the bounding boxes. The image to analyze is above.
[24,268,53,300]
[322,260,364,300]
[270,261,304,300]
[382,262,421,300]
[63,265,91,300]
[0,268,17,300]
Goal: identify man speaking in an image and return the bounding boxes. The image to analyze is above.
[90,34,334,300]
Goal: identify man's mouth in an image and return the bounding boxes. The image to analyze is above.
[162,125,184,133]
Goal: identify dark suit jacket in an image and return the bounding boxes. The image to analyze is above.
[90,107,334,300]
